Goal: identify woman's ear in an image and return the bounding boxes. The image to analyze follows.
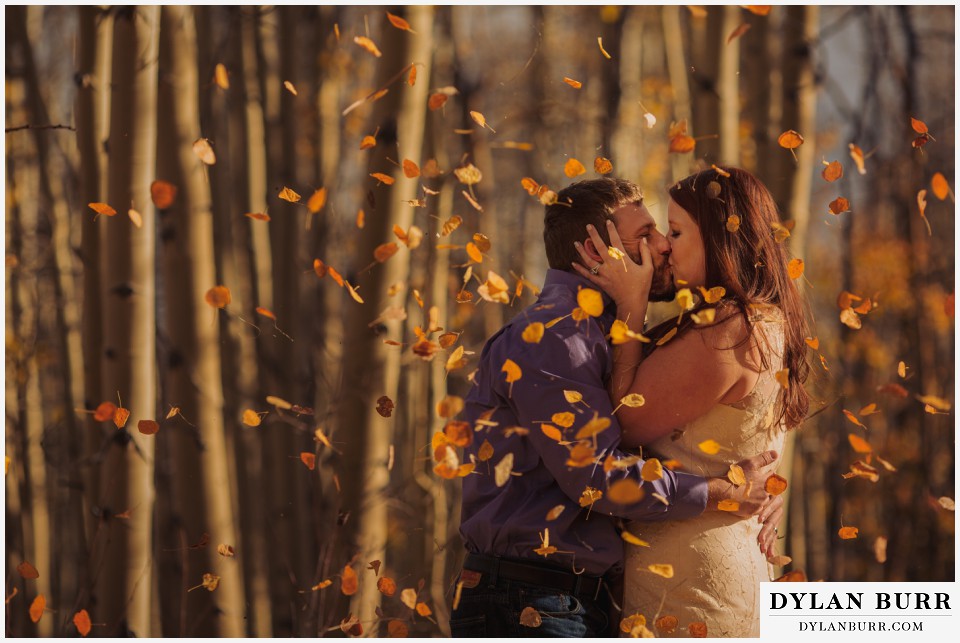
[582,238,603,262]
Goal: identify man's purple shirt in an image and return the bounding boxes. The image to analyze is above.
[459,269,708,576]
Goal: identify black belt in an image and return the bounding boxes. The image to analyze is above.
[463,553,605,601]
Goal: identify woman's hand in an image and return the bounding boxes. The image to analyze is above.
[758,494,785,560]
[571,220,653,317]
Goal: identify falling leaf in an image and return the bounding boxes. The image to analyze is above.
[641,458,663,481]
[576,288,604,317]
[564,158,586,178]
[575,413,611,439]
[843,409,867,430]
[520,606,542,627]
[726,22,751,44]
[29,594,45,623]
[387,620,408,638]
[370,172,395,185]
[771,221,791,243]
[689,622,709,638]
[727,464,746,486]
[242,410,263,427]
[427,93,448,110]
[563,77,582,89]
[521,322,545,344]
[436,395,465,419]
[786,258,805,280]
[726,214,741,232]
[73,609,91,636]
[124,208,142,228]
[443,421,473,448]
[670,134,696,154]
[777,130,804,149]
[340,565,359,596]
[579,487,603,508]
[874,536,888,563]
[648,564,674,579]
[373,242,400,264]
[88,202,117,217]
[843,460,879,482]
[805,336,820,350]
[593,156,613,175]
[549,412,574,428]
[620,393,645,408]
[192,138,217,165]
[705,181,722,199]
[494,453,514,487]
[150,180,178,209]
[470,110,495,132]
[917,189,931,235]
[300,452,316,470]
[597,36,612,59]
[931,172,952,201]
[17,561,39,579]
[848,143,867,174]
[217,544,235,557]
[765,473,788,496]
[359,134,376,150]
[827,196,850,215]
[566,442,596,468]
[839,307,861,329]
[454,163,483,186]
[621,531,649,547]
[697,439,722,455]
[113,407,130,429]
[654,615,679,635]
[477,440,494,462]
[717,499,741,512]
[838,526,859,540]
[353,36,382,57]
[821,160,844,182]
[859,403,879,416]
[916,394,951,411]
[138,420,159,435]
[910,116,928,134]
[245,211,270,221]
[772,368,789,390]
[205,285,231,309]
[278,187,301,203]
[642,112,656,128]
[847,433,872,454]
[377,576,397,596]
[340,615,363,637]
[214,63,229,89]
[546,505,566,521]
[283,80,298,96]
[607,479,644,504]
[938,497,955,511]
[375,396,395,418]
[445,346,467,372]
[386,11,414,32]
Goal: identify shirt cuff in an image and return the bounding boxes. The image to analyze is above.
[666,471,709,520]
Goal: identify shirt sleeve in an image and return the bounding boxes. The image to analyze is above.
[496,319,708,522]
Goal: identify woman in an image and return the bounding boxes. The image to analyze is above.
[573,166,810,637]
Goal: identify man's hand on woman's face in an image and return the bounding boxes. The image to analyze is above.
[571,220,654,310]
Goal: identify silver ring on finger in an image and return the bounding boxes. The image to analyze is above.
[590,262,602,275]
[773,527,778,534]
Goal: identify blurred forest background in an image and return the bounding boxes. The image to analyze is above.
[4,4,955,638]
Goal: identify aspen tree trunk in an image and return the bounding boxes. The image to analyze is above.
[662,6,693,181]
[157,6,247,636]
[611,7,646,182]
[16,7,88,626]
[94,7,160,636]
[717,5,741,165]
[76,6,106,552]
[689,7,721,163]
[330,6,434,630]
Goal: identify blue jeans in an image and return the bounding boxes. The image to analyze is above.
[449,575,611,637]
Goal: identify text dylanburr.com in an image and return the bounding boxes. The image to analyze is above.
[761,582,955,639]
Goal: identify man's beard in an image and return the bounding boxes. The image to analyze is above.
[648,265,676,302]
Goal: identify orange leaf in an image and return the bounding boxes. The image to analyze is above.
[828,197,850,215]
[408,66,417,86]
[564,158,586,178]
[214,63,229,90]
[718,499,740,512]
[843,409,867,429]
[765,473,788,496]
[847,433,872,454]
[688,622,708,638]
[402,159,420,178]
[205,285,231,309]
[607,479,644,504]
[73,609,92,637]
[150,180,178,209]
[805,336,820,350]
[377,576,397,596]
[278,187,301,203]
[931,172,952,200]
[655,615,679,634]
[370,172,395,185]
[359,135,376,150]
[300,452,316,470]
[563,77,582,89]
[778,130,804,149]
[312,259,328,279]
[910,117,928,134]
[443,420,473,448]
[838,526,859,540]
[245,212,270,221]
[386,12,414,32]
[283,80,298,96]
[415,602,432,617]
[137,420,159,435]
[743,6,772,16]
[17,561,39,579]
[29,594,45,623]
[428,93,448,110]
[94,401,117,422]
[520,606,542,627]
[387,620,408,637]
[374,242,400,263]
[669,135,696,154]
[597,36,611,59]
[353,36,382,57]
[594,157,613,174]
[341,565,359,595]
[821,160,843,182]
[787,258,804,279]
[113,407,130,429]
[88,202,117,217]
[192,138,217,165]
[307,187,327,213]
[726,22,751,44]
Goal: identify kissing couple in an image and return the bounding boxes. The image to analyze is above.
[451,167,810,638]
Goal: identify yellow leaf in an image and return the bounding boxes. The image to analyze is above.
[353,36,382,57]
[775,368,790,389]
[279,187,301,203]
[370,172,395,185]
[563,390,584,404]
[843,409,867,429]
[541,424,562,442]
[283,79,298,96]
[916,394,951,411]
[551,412,575,428]
[727,464,746,486]
[415,602,432,617]
[656,327,678,346]
[717,499,740,512]
[621,531,649,547]
[242,409,263,427]
[563,77,582,89]
[597,36,611,59]
[697,439,722,455]
[564,158,586,178]
[566,442,596,468]
[840,307,862,329]
[454,163,483,186]
[579,487,603,507]
[502,358,522,383]
[494,452,514,487]
[938,497,955,511]
[577,288,604,317]
[640,458,663,481]
[214,63,229,89]
[676,288,694,310]
[575,412,611,439]
[478,439,494,462]
[192,138,217,165]
[620,393,647,409]
[446,346,466,373]
[546,504,566,521]
[470,110,495,132]
[648,564,674,579]
[607,479,644,504]
[400,588,418,609]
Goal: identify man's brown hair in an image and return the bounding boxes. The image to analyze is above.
[542,178,644,270]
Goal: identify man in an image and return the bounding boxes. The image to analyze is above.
[449,178,782,637]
